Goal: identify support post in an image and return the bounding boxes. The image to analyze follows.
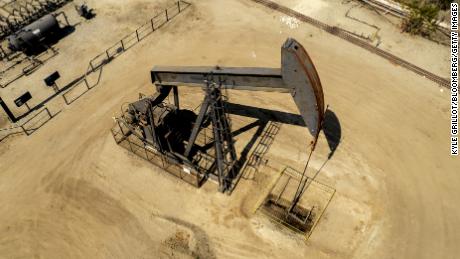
[90,61,95,72]
[212,108,226,192]
[184,94,211,157]
[52,82,59,93]
[0,97,18,122]
[57,11,70,27]
[0,45,6,61]
[172,86,179,109]
[21,125,29,136]
[119,121,134,152]
[178,1,181,12]
[151,18,155,31]
[165,9,169,21]
[144,143,149,160]
[84,78,90,90]
[63,94,69,105]
[45,107,52,118]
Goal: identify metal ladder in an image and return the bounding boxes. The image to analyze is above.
[207,81,237,192]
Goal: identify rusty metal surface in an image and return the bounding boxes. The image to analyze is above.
[281,38,325,138]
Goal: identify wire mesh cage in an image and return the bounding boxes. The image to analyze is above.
[257,166,335,239]
[111,118,213,188]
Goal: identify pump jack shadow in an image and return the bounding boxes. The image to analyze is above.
[232,120,268,178]
[221,102,341,192]
[296,108,341,199]
[323,109,341,159]
[194,119,266,189]
[224,103,341,155]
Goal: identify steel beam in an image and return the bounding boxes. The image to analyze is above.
[172,85,179,109]
[151,38,325,139]
[184,94,211,158]
[152,67,289,93]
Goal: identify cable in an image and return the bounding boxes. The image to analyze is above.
[289,144,314,213]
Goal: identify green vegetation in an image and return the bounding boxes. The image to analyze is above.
[397,0,453,36]
[436,0,454,10]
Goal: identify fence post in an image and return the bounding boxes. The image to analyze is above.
[45,107,52,118]
[106,50,110,60]
[160,153,166,168]
[117,120,124,135]
[144,146,149,161]
[178,1,180,12]
[63,94,69,105]
[0,45,5,61]
[21,125,29,136]
[136,30,140,41]
[165,9,169,21]
[151,18,155,31]
[84,78,90,90]
[120,39,125,51]
[127,137,134,153]
[90,61,95,72]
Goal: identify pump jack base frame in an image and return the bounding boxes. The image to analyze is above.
[256,167,336,240]
[111,120,213,187]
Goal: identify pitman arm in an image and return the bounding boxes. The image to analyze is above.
[151,38,325,139]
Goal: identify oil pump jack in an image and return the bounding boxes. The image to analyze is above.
[114,38,325,208]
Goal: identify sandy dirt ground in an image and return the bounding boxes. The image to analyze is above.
[276,0,449,77]
[0,0,458,258]
[0,0,173,120]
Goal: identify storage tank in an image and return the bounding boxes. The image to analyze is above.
[7,14,60,52]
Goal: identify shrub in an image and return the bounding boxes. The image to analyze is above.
[402,0,440,36]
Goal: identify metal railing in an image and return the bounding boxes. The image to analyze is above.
[256,166,336,240]
[111,119,205,187]
[89,1,188,71]
[62,1,191,105]
[0,107,53,142]
[0,47,58,88]
[1,1,191,142]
